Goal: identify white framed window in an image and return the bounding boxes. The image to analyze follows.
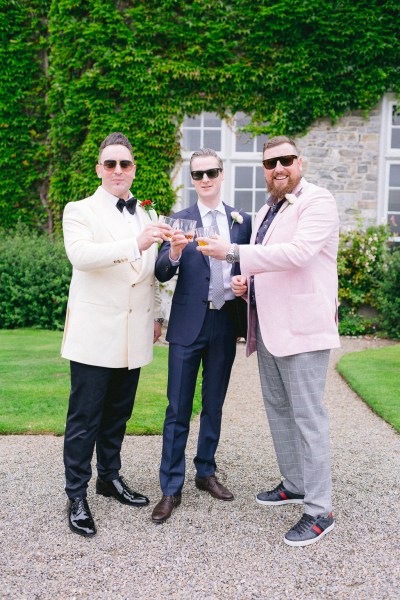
[378,96,400,241]
[175,112,268,220]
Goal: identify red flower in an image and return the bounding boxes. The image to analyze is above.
[139,199,157,213]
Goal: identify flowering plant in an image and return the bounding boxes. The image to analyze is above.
[139,199,157,213]
[285,194,297,205]
[230,210,244,229]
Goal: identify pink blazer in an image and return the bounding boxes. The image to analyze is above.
[240,178,340,357]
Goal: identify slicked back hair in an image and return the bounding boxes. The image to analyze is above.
[98,132,134,161]
[190,147,223,170]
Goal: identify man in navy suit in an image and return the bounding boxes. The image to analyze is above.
[151,148,252,523]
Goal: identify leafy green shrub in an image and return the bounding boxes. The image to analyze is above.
[337,223,391,336]
[0,226,71,330]
[376,249,400,340]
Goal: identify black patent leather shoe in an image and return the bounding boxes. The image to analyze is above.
[67,497,97,537]
[96,476,150,507]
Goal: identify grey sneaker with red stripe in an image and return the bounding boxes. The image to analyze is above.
[256,481,304,505]
[284,512,335,547]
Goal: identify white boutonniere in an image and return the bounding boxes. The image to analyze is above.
[285,194,297,205]
[231,210,244,229]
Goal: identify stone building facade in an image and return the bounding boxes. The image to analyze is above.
[295,106,381,229]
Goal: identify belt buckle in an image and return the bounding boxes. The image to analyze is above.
[208,301,218,310]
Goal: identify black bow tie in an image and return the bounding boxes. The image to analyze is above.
[116,197,137,215]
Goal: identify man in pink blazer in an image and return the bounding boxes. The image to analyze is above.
[198,136,340,547]
[62,132,170,537]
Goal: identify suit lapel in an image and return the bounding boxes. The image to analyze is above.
[252,204,269,244]
[135,205,154,275]
[88,188,142,274]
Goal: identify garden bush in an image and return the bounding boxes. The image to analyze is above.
[337,223,392,336]
[376,248,400,340]
[0,223,398,337]
[0,226,71,330]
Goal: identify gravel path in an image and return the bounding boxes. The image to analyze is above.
[1,337,399,600]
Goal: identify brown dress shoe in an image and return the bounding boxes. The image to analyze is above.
[151,495,181,524]
[195,474,234,501]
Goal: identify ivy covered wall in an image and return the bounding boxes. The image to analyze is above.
[1,0,399,233]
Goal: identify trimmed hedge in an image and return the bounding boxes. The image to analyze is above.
[0,226,71,330]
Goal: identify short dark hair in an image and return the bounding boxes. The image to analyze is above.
[263,135,299,155]
[190,147,223,170]
[98,132,133,161]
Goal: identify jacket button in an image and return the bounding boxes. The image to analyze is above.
[131,284,135,287]
[129,309,132,313]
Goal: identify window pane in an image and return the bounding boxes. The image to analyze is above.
[391,129,400,149]
[183,129,201,150]
[203,112,221,127]
[389,164,400,186]
[256,135,268,152]
[189,189,197,204]
[235,112,251,127]
[392,105,400,126]
[388,190,400,212]
[184,115,201,127]
[236,131,254,153]
[182,165,192,187]
[203,129,221,150]
[234,190,253,212]
[235,166,253,188]
[388,214,399,236]
[255,191,266,211]
[256,167,265,188]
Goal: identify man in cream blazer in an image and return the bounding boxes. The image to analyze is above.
[198,136,340,547]
[61,132,170,537]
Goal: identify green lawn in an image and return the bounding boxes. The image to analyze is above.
[0,329,201,435]
[337,344,400,432]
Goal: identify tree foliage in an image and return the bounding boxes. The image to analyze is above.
[1,0,399,232]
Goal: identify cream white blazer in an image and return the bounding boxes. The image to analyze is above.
[61,186,161,369]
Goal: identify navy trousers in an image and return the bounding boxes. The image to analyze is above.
[64,361,140,499]
[160,307,237,496]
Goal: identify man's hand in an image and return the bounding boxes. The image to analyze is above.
[196,235,230,260]
[153,321,162,343]
[137,223,171,252]
[170,229,189,261]
[231,275,247,297]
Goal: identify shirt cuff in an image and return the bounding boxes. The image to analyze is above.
[169,251,181,266]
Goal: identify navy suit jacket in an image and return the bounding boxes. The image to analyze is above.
[155,203,252,346]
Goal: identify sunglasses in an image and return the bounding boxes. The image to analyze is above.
[99,160,135,172]
[262,155,298,170]
[191,168,222,181]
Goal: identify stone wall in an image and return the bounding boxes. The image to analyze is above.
[294,104,382,229]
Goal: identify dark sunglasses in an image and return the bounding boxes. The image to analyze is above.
[99,160,135,171]
[262,155,298,170]
[191,168,222,180]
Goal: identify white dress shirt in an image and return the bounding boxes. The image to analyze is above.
[105,188,141,261]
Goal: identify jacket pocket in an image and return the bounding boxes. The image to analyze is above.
[288,293,330,336]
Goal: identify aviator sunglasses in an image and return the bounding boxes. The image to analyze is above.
[191,168,222,180]
[262,155,298,170]
[99,159,135,172]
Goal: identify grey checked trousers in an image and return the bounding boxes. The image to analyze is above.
[256,324,333,516]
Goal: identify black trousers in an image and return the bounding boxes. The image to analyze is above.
[63,361,140,499]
